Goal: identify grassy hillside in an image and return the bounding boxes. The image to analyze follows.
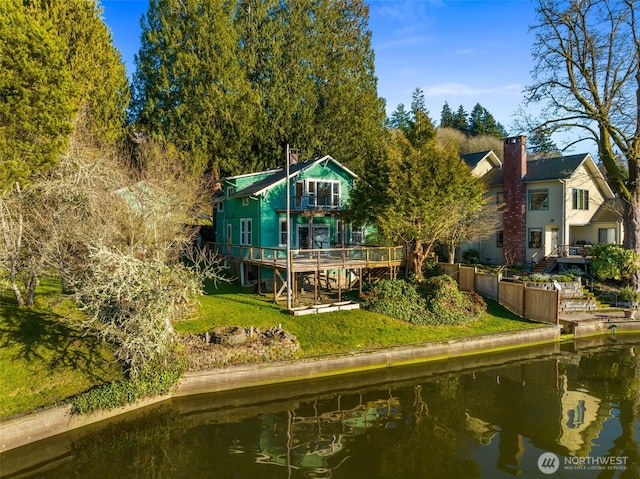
[0,278,122,417]
[1,277,541,417]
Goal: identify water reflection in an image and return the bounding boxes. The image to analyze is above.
[2,337,639,479]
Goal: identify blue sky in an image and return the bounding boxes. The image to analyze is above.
[100,0,538,133]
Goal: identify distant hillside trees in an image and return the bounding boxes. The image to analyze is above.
[437,101,507,138]
[132,0,386,177]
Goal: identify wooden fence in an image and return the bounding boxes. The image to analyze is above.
[438,263,559,324]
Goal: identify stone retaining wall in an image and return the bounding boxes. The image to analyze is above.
[180,327,299,370]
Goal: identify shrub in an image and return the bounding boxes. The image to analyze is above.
[71,362,183,414]
[365,279,427,324]
[589,244,639,283]
[366,276,486,326]
[618,286,640,304]
[420,275,486,325]
[462,248,480,264]
[519,273,575,283]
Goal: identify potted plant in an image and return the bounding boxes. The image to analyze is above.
[619,286,640,318]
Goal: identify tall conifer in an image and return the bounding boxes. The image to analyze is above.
[0,0,75,188]
[35,0,130,146]
[133,0,256,176]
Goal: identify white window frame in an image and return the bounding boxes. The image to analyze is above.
[335,219,343,246]
[307,180,340,208]
[217,201,224,213]
[226,223,232,244]
[598,228,616,244]
[279,218,288,247]
[226,186,234,197]
[240,219,252,245]
[351,224,364,245]
[242,197,249,206]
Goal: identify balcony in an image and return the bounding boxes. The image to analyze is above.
[276,195,344,213]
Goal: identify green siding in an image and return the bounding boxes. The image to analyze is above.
[215,158,363,250]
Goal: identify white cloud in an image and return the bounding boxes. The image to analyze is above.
[423,83,522,97]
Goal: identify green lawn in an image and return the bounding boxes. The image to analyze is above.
[0,278,122,418]
[1,277,542,418]
[176,280,543,357]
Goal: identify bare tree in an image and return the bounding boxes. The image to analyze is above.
[1,134,227,377]
[443,196,501,264]
[527,0,640,283]
[0,183,42,306]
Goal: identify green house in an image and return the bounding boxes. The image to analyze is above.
[214,155,376,289]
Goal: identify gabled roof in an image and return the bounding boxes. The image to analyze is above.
[523,154,589,182]
[228,155,356,198]
[524,153,614,198]
[461,150,499,169]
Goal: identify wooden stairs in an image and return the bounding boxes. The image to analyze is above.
[532,256,558,274]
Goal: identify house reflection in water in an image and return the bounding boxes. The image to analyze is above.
[247,346,638,478]
[461,346,638,476]
[253,395,402,476]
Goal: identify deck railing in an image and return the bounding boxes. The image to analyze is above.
[207,242,406,267]
[551,244,592,258]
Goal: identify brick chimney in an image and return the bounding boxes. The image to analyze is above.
[502,136,527,265]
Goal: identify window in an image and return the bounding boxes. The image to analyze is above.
[528,189,549,210]
[335,219,343,246]
[572,188,589,210]
[226,224,232,244]
[351,225,364,245]
[496,230,504,247]
[598,228,616,244]
[496,191,504,205]
[295,181,304,208]
[528,228,543,248]
[240,219,252,245]
[279,219,288,246]
[226,186,234,197]
[308,180,340,208]
[242,197,249,206]
[217,201,224,213]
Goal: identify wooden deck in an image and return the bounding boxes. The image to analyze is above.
[208,243,406,273]
[207,242,407,305]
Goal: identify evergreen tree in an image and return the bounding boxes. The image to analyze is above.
[468,103,486,136]
[349,129,484,280]
[440,101,455,128]
[235,0,317,171]
[389,103,411,134]
[407,87,436,149]
[528,127,560,156]
[453,105,468,133]
[34,0,130,146]
[0,0,75,189]
[312,0,386,174]
[468,103,506,138]
[133,0,256,177]
[133,0,385,177]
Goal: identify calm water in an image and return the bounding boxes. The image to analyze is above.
[2,336,639,479]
